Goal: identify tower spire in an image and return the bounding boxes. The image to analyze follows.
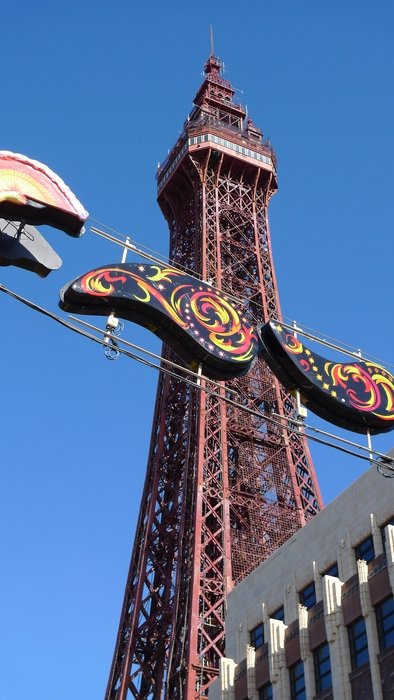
[209,25,214,56]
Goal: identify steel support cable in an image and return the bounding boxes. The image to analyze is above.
[90,216,172,264]
[90,225,244,311]
[1,282,393,475]
[276,320,394,369]
[1,281,390,477]
[90,221,206,283]
[88,222,393,370]
[91,221,389,365]
[92,218,260,306]
[2,282,392,475]
[68,316,239,398]
[0,284,163,378]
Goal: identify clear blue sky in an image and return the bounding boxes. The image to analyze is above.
[1,2,393,699]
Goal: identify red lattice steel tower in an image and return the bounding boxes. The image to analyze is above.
[105,55,323,700]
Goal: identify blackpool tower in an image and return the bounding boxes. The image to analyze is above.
[105,54,323,700]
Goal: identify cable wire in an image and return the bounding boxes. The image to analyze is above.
[68,314,239,397]
[88,220,393,369]
[1,282,393,475]
[69,315,393,467]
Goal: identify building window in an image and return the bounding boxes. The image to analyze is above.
[289,660,306,700]
[322,562,338,578]
[299,581,316,609]
[271,605,285,622]
[355,535,375,563]
[381,517,394,549]
[348,617,369,670]
[313,641,332,693]
[375,595,394,652]
[259,682,273,700]
[250,622,264,649]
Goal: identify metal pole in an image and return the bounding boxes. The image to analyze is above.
[196,364,202,387]
[366,429,373,464]
[292,320,305,422]
[121,237,130,264]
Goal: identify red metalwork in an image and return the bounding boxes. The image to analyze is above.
[105,55,323,700]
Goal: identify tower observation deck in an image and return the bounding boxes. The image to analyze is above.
[105,54,323,700]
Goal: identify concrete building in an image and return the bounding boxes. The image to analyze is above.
[209,451,394,700]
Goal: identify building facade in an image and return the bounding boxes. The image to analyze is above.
[209,451,394,700]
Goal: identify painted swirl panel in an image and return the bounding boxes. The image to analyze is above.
[60,263,259,379]
[259,321,394,434]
